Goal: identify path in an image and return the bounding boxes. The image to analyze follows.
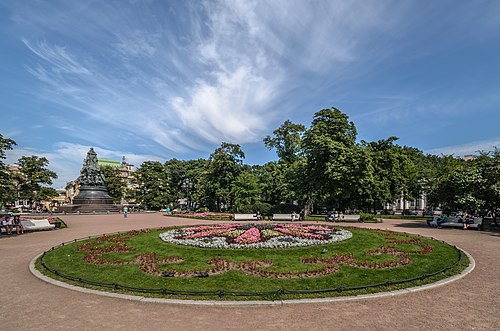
[1,213,498,330]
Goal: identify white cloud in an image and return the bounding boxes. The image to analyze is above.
[18,1,402,156]
[426,138,500,157]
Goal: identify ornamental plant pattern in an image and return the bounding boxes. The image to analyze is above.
[159,223,352,249]
[75,227,434,279]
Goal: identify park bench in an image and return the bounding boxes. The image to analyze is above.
[233,214,261,221]
[21,219,55,231]
[439,216,466,229]
[1,219,55,233]
[343,214,360,222]
[272,214,300,221]
[466,217,483,230]
[325,214,361,222]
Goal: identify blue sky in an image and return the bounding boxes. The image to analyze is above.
[1,0,499,187]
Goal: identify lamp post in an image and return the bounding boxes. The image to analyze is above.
[142,187,148,211]
[181,178,192,210]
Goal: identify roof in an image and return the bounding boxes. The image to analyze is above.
[98,158,121,168]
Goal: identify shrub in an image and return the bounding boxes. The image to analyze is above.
[359,213,378,223]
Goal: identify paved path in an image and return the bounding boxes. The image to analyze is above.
[1,213,498,330]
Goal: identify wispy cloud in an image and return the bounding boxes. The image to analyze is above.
[426,138,500,157]
[16,0,400,155]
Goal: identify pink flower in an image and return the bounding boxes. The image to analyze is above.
[234,227,261,244]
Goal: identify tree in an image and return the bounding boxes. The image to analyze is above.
[202,142,245,211]
[35,187,59,204]
[231,171,261,210]
[134,161,169,210]
[100,165,126,204]
[363,137,402,211]
[264,120,305,164]
[302,107,358,213]
[16,155,57,207]
[0,133,17,206]
[474,148,500,223]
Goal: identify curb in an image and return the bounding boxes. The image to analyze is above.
[29,246,475,307]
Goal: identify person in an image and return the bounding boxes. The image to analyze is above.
[338,211,344,220]
[2,213,14,235]
[328,211,336,222]
[123,206,128,218]
[13,215,24,234]
[463,213,473,230]
[255,211,262,220]
[166,206,171,215]
[437,214,448,228]
[292,211,299,221]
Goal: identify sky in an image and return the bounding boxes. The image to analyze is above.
[1,0,499,188]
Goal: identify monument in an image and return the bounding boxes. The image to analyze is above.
[58,148,120,213]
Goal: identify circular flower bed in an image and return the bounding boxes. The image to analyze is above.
[159,223,352,249]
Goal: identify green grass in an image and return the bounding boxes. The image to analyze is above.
[37,226,468,301]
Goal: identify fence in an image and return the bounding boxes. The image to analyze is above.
[39,231,463,298]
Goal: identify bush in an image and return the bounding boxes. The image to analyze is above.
[359,213,377,223]
[236,203,272,216]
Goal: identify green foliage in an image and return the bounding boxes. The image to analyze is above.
[16,155,57,206]
[135,161,169,210]
[427,148,499,221]
[0,133,17,206]
[237,202,272,215]
[263,120,305,164]
[231,171,261,210]
[35,187,59,202]
[359,213,377,222]
[100,165,126,204]
[202,142,245,211]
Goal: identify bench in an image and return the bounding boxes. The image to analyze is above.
[233,214,261,221]
[272,214,296,221]
[21,219,55,231]
[439,216,466,229]
[327,214,361,222]
[466,217,483,230]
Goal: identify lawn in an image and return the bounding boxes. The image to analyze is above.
[38,224,468,301]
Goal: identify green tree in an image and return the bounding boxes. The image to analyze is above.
[264,120,305,164]
[302,107,358,212]
[254,162,289,205]
[474,148,500,223]
[135,161,169,210]
[16,155,57,207]
[0,133,17,206]
[100,165,126,204]
[202,142,245,211]
[231,171,261,210]
[35,186,59,204]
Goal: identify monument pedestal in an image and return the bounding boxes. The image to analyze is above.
[59,186,121,213]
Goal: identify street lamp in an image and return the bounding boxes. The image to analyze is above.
[142,187,148,211]
[181,178,192,210]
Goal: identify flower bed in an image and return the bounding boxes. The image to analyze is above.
[160,223,352,249]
